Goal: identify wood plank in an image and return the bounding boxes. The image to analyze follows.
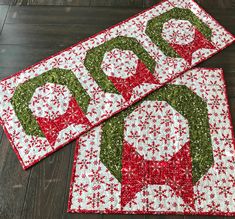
[0,5,8,33]
[0,23,115,45]
[0,133,31,219]
[20,142,74,219]
[65,214,103,219]
[147,216,184,219]
[12,0,144,7]
[0,45,63,78]
[102,215,145,219]
[90,0,143,8]
[143,0,158,8]
[184,216,225,219]
[0,0,12,4]
[196,0,235,9]
[229,98,235,128]
[12,0,91,6]
[5,6,140,24]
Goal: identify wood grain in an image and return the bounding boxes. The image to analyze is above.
[0,0,12,5]
[0,5,8,33]
[12,0,91,6]
[0,1,234,219]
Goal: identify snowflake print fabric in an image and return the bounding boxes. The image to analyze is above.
[68,68,235,216]
[0,0,234,170]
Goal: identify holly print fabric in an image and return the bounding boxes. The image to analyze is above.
[68,68,235,216]
[0,0,234,170]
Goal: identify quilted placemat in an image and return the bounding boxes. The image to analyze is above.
[68,68,235,216]
[0,0,234,169]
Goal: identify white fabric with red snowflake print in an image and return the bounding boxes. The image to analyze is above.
[29,83,72,119]
[124,101,189,161]
[68,68,235,216]
[0,0,234,171]
[162,19,196,45]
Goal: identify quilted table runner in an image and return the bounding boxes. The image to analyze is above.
[68,68,235,215]
[0,0,234,170]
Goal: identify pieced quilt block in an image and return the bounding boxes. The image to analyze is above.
[68,68,235,215]
[0,0,234,169]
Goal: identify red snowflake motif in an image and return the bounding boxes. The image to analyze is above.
[147,142,160,154]
[89,167,105,184]
[149,124,160,137]
[186,72,198,82]
[160,152,172,161]
[167,30,181,44]
[90,87,102,96]
[220,133,233,148]
[0,80,12,92]
[215,163,227,174]
[87,192,105,208]
[135,105,147,114]
[77,138,88,148]
[153,51,163,61]
[181,32,193,42]
[74,183,88,195]
[161,114,173,127]
[142,198,154,211]
[164,19,175,29]
[36,142,48,152]
[138,120,149,131]
[137,134,148,144]
[116,99,126,109]
[228,156,235,171]
[125,197,137,209]
[208,95,222,109]
[174,124,187,136]
[194,190,206,205]
[154,186,167,201]
[217,186,232,198]
[51,57,63,67]
[105,180,119,195]
[2,107,14,121]
[128,131,140,140]
[214,147,226,160]
[152,101,163,112]
[160,134,175,145]
[228,174,235,187]
[85,148,98,160]
[65,130,76,140]
[102,63,112,72]
[220,109,229,121]
[10,130,20,141]
[77,159,91,170]
[210,123,220,134]
[207,201,221,212]
[25,155,37,165]
[162,57,178,68]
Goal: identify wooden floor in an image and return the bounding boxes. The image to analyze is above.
[0,0,234,218]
